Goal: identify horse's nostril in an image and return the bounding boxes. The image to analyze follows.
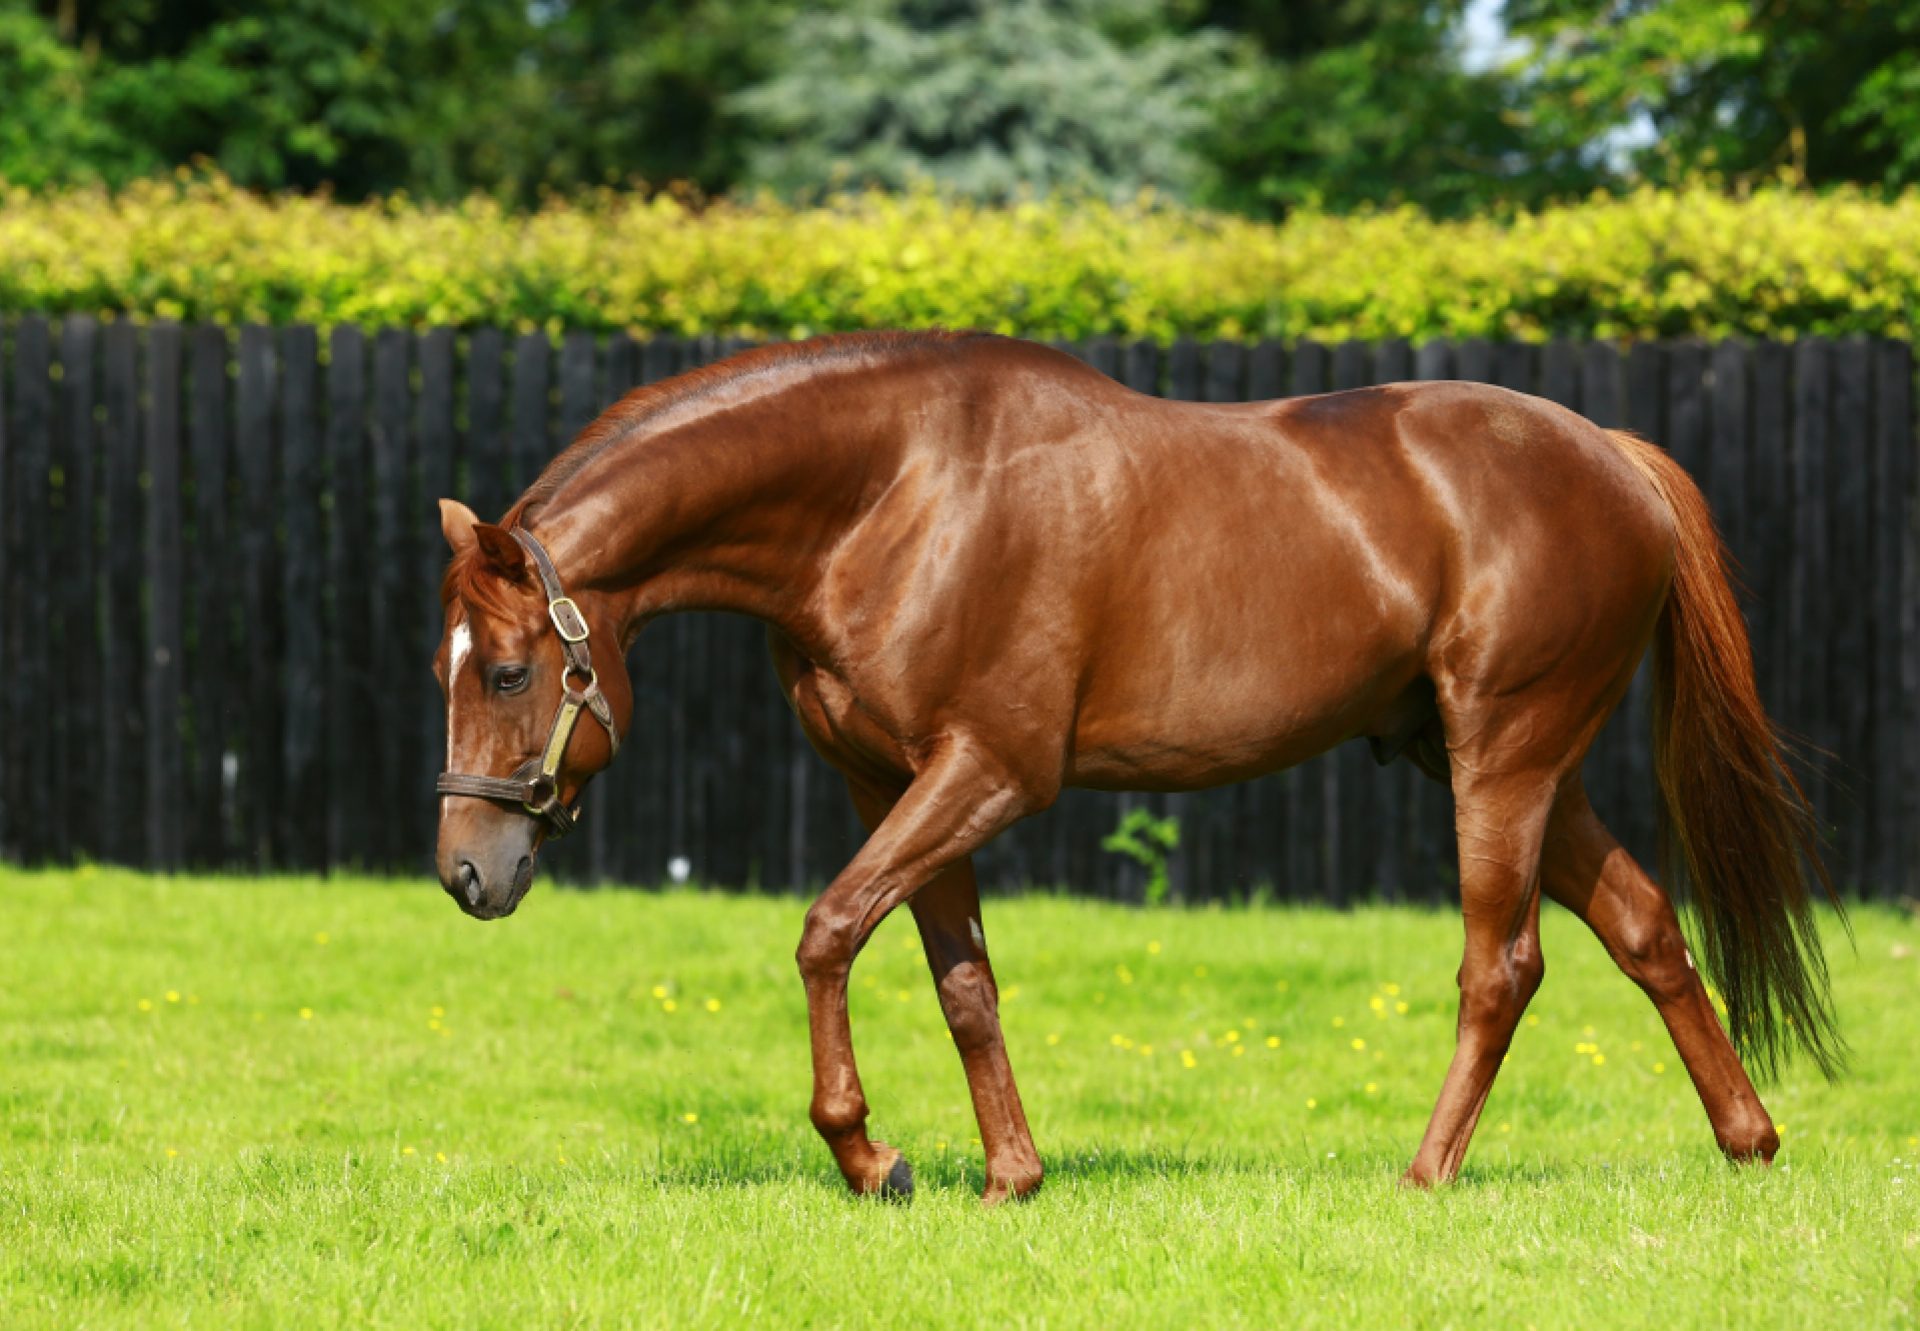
[458,860,481,907]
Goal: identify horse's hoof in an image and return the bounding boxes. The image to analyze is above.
[881,1153,914,1201]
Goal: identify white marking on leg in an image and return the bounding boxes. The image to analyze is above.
[969,917,985,952]
[1684,947,1696,971]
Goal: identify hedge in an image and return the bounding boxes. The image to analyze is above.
[2,171,1916,341]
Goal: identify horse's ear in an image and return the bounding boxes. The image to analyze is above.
[471,523,530,582]
[439,498,481,553]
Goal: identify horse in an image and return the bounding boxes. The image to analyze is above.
[431,329,1841,1203]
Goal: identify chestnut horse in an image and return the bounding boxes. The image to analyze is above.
[432,331,1840,1201]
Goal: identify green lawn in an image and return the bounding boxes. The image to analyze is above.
[2,868,1915,1328]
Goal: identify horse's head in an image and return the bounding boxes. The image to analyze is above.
[433,499,629,919]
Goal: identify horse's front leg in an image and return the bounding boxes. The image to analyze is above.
[796,736,1032,1199]
[848,783,1043,1204]
[908,861,1043,1204]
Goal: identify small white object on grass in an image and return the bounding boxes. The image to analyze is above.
[668,855,691,884]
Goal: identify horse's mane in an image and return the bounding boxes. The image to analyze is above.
[443,328,991,615]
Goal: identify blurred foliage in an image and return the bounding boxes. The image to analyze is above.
[1506,0,1920,194]
[0,0,805,201]
[730,0,1235,200]
[4,171,1915,340]
[1194,0,1531,216]
[4,0,1920,216]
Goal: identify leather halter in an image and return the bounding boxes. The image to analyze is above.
[435,528,620,838]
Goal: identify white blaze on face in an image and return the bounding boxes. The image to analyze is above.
[446,618,473,771]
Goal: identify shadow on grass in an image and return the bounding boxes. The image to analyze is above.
[643,1136,1590,1197]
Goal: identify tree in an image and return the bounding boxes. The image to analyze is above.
[1504,0,1920,191]
[729,0,1238,200]
[0,0,815,201]
[1192,0,1531,216]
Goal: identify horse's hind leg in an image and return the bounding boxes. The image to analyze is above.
[1541,780,1778,1161]
[1403,759,1556,1186]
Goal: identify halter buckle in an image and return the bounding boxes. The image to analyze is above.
[523,772,560,816]
[548,596,590,643]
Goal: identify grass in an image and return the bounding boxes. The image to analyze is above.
[1,867,1915,1328]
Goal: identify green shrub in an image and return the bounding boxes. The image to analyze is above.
[1,170,1915,340]
[1102,808,1181,906]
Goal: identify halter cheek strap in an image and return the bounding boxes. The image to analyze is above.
[435,527,620,838]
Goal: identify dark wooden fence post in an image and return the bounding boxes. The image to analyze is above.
[145,323,186,870]
[1873,340,1916,899]
[187,325,231,865]
[58,317,101,862]
[279,325,325,870]
[235,325,280,867]
[8,319,55,861]
[100,323,146,864]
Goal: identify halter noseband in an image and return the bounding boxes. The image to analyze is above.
[435,528,620,838]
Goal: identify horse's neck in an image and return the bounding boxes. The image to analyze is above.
[537,382,890,652]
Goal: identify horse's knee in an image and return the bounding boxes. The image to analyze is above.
[795,902,859,984]
[1459,940,1543,1042]
[935,960,1002,1052]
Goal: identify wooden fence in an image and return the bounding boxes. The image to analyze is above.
[1,320,1914,902]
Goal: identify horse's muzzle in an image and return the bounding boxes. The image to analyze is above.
[441,849,536,920]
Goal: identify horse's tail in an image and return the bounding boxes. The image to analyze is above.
[1607,429,1846,1082]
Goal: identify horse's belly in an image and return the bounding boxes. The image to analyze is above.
[1065,622,1425,791]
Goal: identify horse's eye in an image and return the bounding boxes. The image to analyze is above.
[494,666,530,694]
